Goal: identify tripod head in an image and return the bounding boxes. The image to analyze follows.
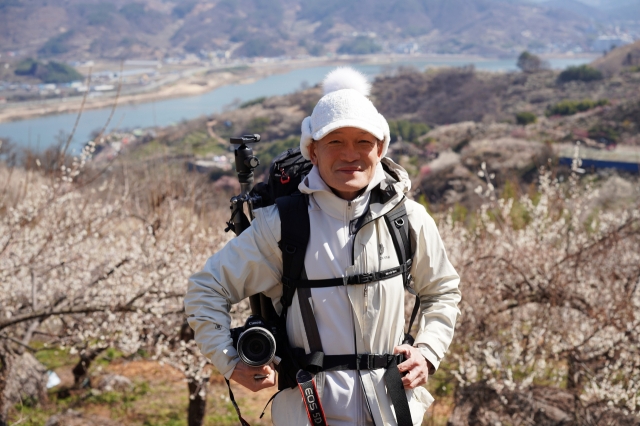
[230,134,261,192]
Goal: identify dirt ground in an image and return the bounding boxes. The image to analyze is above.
[8,352,452,425]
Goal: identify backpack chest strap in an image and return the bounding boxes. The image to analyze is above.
[290,348,406,372]
[282,258,412,289]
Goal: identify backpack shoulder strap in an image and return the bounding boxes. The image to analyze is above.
[275,193,310,310]
[384,201,412,271]
[383,201,420,338]
[276,194,325,369]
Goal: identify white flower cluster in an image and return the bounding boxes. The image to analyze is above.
[2,146,638,415]
[439,166,640,414]
[0,158,232,390]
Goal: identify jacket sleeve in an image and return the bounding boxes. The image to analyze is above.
[184,206,283,379]
[408,202,461,371]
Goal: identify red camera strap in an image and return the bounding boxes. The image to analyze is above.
[296,370,328,426]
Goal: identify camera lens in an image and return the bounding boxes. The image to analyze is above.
[248,339,265,355]
[237,327,276,367]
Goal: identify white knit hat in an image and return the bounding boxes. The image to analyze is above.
[299,67,390,160]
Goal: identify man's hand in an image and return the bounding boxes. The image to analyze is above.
[230,361,277,392]
[393,344,431,389]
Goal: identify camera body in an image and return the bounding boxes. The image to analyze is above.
[230,315,279,367]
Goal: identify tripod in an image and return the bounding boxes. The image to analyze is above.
[226,134,277,320]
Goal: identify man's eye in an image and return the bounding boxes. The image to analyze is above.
[359,140,374,144]
[328,140,341,144]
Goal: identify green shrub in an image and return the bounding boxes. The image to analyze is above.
[558,65,603,83]
[239,97,266,109]
[14,58,38,76]
[515,111,537,125]
[41,61,83,83]
[451,203,468,224]
[517,51,545,73]
[546,99,608,116]
[13,58,82,83]
[588,124,619,142]
[337,36,382,55]
[388,120,430,143]
[247,117,270,134]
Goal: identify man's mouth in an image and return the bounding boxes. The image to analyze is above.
[336,167,361,173]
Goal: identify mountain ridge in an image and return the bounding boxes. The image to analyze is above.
[0,0,632,61]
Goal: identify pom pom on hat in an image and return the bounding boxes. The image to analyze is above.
[322,67,371,96]
[300,67,390,160]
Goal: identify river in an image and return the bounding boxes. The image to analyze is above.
[0,57,593,153]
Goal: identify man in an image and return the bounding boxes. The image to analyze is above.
[185,67,461,425]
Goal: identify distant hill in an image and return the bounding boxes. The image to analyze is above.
[591,40,640,75]
[0,0,620,60]
[539,0,601,19]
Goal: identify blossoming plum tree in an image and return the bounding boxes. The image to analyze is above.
[0,143,231,425]
[440,163,640,422]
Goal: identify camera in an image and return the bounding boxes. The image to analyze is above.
[230,315,278,367]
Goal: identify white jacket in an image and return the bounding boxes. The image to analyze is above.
[185,158,461,425]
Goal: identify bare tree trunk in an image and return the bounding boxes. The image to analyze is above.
[72,345,108,388]
[0,345,13,426]
[566,355,576,390]
[180,321,208,426]
[0,345,47,424]
[566,354,582,424]
[187,377,209,426]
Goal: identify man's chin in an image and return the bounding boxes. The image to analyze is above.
[335,183,368,195]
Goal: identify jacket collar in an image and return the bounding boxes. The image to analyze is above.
[298,157,411,221]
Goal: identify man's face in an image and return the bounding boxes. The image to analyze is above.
[308,127,383,200]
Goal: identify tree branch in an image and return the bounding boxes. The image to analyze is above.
[0,333,37,352]
[0,305,137,331]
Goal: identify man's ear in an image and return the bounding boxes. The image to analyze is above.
[308,141,318,165]
[377,140,384,159]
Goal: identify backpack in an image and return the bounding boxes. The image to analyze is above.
[249,147,314,209]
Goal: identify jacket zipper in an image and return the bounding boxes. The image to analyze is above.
[347,200,362,423]
[347,201,353,264]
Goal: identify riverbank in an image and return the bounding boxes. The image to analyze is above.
[0,53,597,124]
[0,67,248,124]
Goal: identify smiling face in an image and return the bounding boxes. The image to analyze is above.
[308,127,383,200]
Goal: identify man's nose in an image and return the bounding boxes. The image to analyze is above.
[341,146,360,161]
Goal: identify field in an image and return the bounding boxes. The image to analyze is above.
[12,347,455,426]
[2,57,640,425]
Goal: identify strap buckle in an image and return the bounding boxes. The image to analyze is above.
[357,273,374,284]
[356,354,376,369]
[280,168,291,184]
